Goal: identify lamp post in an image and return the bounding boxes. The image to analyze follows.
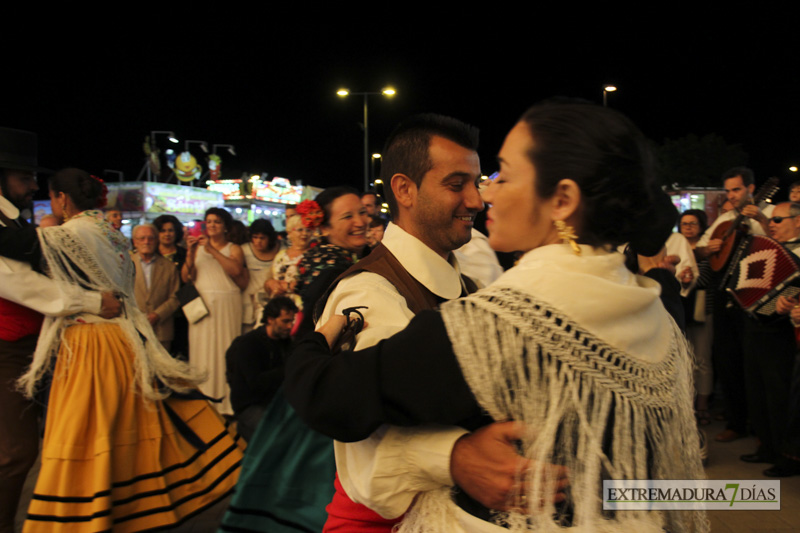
[602,85,617,107]
[185,140,209,153]
[213,144,237,156]
[371,153,382,186]
[140,131,179,182]
[337,87,396,191]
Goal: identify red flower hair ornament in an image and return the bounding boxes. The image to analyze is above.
[90,174,109,209]
[296,199,323,229]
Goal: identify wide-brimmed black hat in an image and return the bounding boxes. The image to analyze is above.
[0,127,52,173]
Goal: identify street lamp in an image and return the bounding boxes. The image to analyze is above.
[371,153,382,185]
[337,86,397,190]
[213,144,237,156]
[185,140,209,153]
[603,85,617,107]
[140,131,179,181]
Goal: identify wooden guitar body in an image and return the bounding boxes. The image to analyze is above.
[709,220,742,271]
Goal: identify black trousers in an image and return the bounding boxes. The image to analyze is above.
[0,335,39,533]
[742,317,795,458]
[712,292,749,434]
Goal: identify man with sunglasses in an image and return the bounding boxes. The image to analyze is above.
[738,201,800,477]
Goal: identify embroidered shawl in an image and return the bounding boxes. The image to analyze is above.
[18,211,202,400]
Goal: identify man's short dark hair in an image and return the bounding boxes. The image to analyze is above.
[379,113,479,218]
[722,167,754,187]
[261,296,298,324]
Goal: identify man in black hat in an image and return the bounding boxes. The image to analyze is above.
[0,127,121,532]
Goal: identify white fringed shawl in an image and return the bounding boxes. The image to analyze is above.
[18,211,202,400]
[397,245,708,533]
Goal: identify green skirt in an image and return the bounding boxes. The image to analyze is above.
[218,388,335,532]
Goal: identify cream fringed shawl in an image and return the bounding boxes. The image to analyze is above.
[397,245,709,533]
[18,210,202,400]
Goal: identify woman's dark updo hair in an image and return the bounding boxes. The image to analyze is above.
[49,168,104,211]
[204,207,234,232]
[679,209,708,235]
[313,186,360,227]
[520,100,676,255]
[153,214,184,245]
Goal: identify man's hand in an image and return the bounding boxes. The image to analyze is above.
[776,295,799,316]
[740,204,763,221]
[706,238,723,254]
[450,421,568,511]
[99,291,122,319]
[147,312,160,326]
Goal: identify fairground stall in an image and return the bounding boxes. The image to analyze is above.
[104,182,224,238]
[206,175,321,231]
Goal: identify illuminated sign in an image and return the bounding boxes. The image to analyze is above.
[205,176,303,204]
[207,180,244,200]
[253,177,303,204]
[106,182,223,215]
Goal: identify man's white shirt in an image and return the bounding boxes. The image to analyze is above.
[317,222,470,518]
[0,195,101,316]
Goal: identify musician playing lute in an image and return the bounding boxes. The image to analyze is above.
[693,167,773,444]
[695,167,773,263]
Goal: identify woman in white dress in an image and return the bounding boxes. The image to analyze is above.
[182,207,247,415]
[266,214,310,308]
[242,218,282,332]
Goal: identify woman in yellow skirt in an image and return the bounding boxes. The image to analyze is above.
[16,168,244,532]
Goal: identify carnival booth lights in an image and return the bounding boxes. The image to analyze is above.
[103,182,224,238]
[206,175,321,231]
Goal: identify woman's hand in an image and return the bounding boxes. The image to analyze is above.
[679,266,694,285]
[317,315,349,349]
[265,278,288,296]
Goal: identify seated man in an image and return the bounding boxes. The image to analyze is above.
[225,296,297,441]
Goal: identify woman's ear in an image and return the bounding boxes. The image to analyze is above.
[550,179,581,223]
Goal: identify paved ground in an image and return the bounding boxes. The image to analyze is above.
[15,415,800,532]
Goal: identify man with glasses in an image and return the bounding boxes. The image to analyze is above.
[132,224,180,352]
[739,202,800,476]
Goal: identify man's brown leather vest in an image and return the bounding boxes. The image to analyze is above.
[314,243,477,323]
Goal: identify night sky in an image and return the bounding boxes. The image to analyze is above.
[5,15,798,202]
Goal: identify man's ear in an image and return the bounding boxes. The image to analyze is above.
[391,173,417,209]
[550,179,581,223]
[747,183,756,196]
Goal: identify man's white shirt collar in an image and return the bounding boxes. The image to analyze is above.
[381,222,464,299]
[0,195,20,226]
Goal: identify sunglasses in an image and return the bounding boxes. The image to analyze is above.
[769,215,797,223]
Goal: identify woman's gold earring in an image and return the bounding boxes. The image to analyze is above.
[554,220,581,256]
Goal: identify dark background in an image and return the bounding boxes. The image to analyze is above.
[4,14,798,200]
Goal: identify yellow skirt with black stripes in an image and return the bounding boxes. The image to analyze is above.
[23,322,244,532]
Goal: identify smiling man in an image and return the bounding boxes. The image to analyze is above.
[313,114,509,531]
